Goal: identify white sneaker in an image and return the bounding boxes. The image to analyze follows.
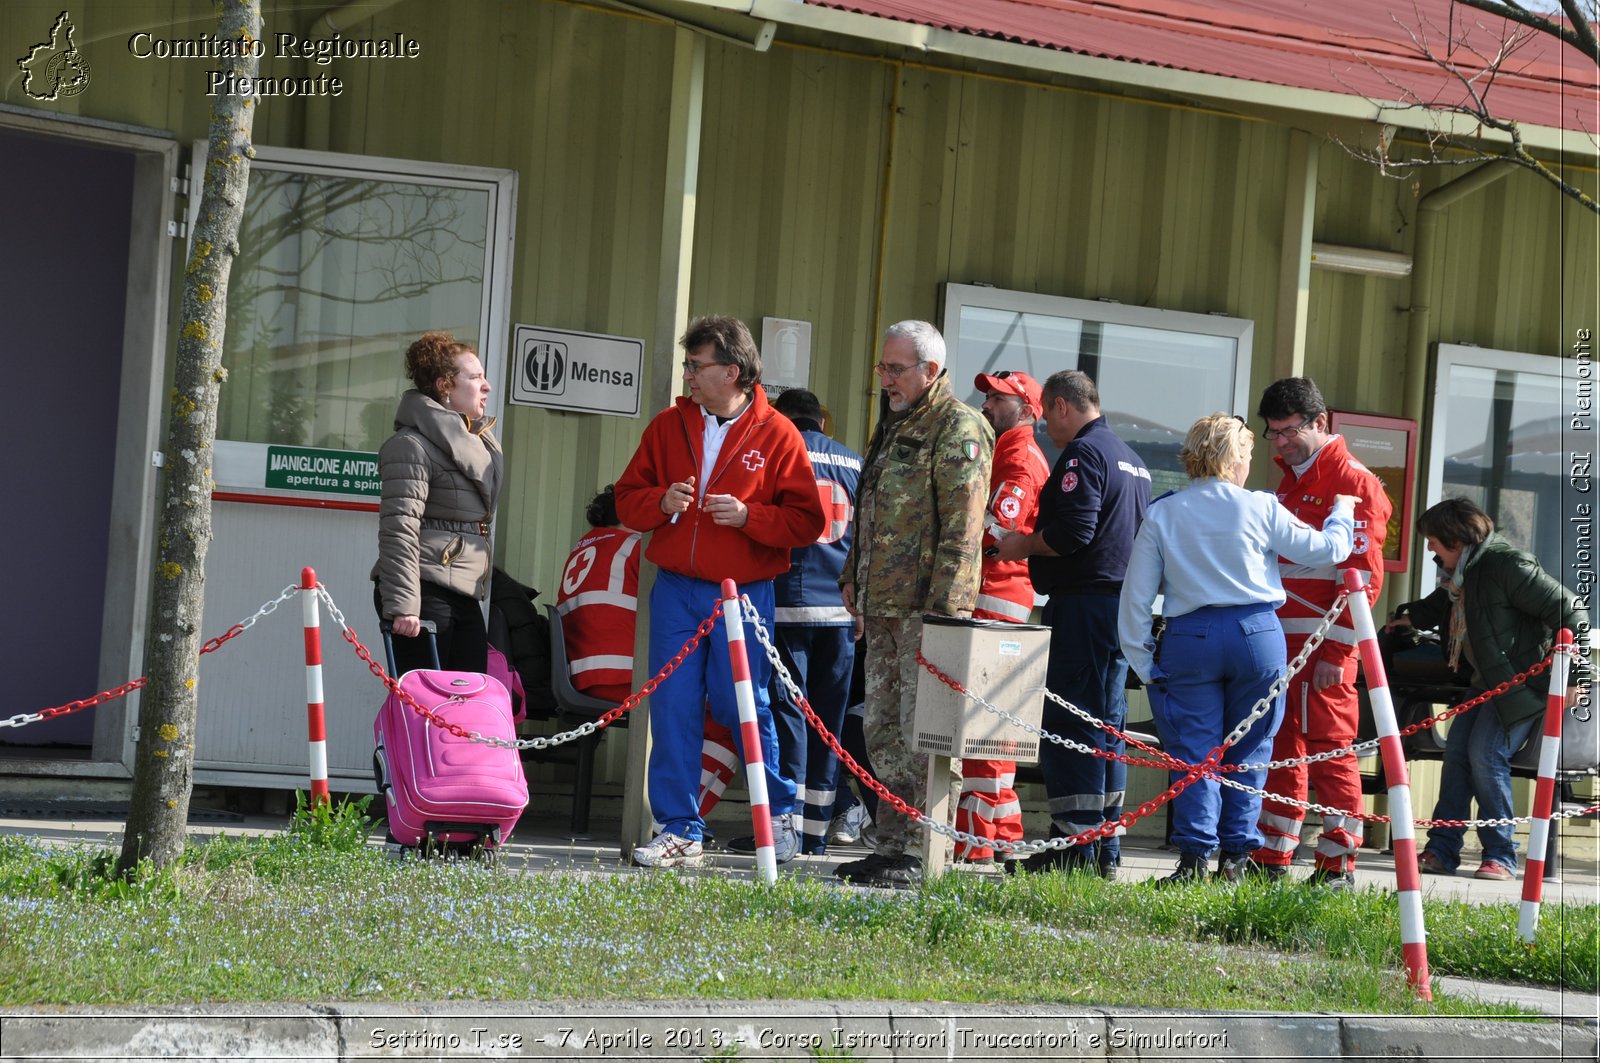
[773,814,799,864]
[630,832,705,868]
[828,803,872,845]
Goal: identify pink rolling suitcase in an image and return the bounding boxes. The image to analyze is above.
[372,623,528,853]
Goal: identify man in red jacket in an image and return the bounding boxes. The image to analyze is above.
[1250,377,1390,889]
[615,316,826,868]
[956,370,1050,863]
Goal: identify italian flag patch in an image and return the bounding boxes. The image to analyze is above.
[962,440,979,461]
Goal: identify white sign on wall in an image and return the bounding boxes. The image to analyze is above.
[760,317,812,393]
[508,324,643,417]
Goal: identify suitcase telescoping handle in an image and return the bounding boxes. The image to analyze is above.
[379,618,441,676]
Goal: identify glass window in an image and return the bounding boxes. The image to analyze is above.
[215,169,491,453]
[944,285,1254,496]
[1429,345,1580,580]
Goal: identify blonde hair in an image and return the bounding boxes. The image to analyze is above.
[1181,413,1253,480]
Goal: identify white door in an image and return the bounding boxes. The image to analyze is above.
[190,145,516,789]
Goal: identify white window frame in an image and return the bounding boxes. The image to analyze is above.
[940,284,1256,420]
[179,143,517,789]
[189,142,517,498]
[1426,342,1582,597]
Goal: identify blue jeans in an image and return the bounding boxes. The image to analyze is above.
[1146,603,1286,859]
[1423,695,1539,872]
[646,571,794,840]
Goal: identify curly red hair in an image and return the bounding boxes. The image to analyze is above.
[404,331,478,401]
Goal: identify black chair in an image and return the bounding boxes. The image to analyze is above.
[536,604,627,834]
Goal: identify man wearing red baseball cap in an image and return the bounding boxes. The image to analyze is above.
[956,371,1051,865]
[974,370,1044,422]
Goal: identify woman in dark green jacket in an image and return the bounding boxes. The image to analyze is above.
[1389,498,1590,881]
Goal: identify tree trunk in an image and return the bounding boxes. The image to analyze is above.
[119,0,262,875]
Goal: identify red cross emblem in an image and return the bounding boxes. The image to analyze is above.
[816,479,853,544]
[742,449,766,472]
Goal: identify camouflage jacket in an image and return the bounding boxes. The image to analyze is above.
[843,372,993,618]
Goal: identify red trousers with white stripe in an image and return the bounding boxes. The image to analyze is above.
[1252,658,1365,872]
[696,715,740,816]
[955,757,1023,860]
[955,606,1027,861]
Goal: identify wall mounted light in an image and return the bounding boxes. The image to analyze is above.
[1310,242,1413,278]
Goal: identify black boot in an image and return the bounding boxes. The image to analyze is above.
[1155,852,1207,887]
[1006,841,1098,876]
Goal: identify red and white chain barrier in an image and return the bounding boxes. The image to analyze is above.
[1520,629,1574,943]
[720,580,778,884]
[300,567,331,808]
[318,585,725,755]
[1343,568,1430,1000]
[747,598,1222,859]
[3,582,299,731]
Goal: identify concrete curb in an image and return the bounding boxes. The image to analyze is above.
[3,1001,1595,1061]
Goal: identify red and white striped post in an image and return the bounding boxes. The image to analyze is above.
[1519,629,1573,943]
[1344,568,1432,1000]
[300,567,331,808]
[721,579,777,884]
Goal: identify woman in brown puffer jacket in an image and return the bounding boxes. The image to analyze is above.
[372,331,504,674]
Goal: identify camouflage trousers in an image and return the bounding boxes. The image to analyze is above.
[862,615,961,859]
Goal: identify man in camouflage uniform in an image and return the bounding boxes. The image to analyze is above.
[835,319,993,888]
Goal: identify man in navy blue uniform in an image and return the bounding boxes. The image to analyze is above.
[734,388,864,854]
[996,370,1150,876]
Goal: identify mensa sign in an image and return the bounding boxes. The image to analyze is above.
[508,324,643,418]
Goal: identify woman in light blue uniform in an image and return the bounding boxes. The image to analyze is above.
[1119,414,1358,885]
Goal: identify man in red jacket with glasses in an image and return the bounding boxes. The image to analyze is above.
[615,316,826,869]
[1250,377,1389,889]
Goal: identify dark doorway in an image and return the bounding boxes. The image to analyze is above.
[0,128,133,747]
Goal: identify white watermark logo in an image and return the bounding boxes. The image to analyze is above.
[17,11,90,101]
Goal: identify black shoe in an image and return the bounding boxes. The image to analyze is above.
[1306,868,1356,892]
[1154,853,1208,887]
[1240,859,1288,882]
[833,852,891,882]
[1215,852,1253,883]
[720,815,797,863]
[851,853,923,889]
[1005,844,1098,876]
[1098,860,1121,881]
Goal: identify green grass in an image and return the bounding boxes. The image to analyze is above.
[0,823,1588,1014]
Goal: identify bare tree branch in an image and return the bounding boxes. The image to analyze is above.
[1455,0,1598,57]
[1337,1,1598,215]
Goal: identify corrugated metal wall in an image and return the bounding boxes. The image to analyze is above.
[690,40,893,451]
[874,67,1292,432]
[1305,145,1599,417]
[311,1,682,601]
